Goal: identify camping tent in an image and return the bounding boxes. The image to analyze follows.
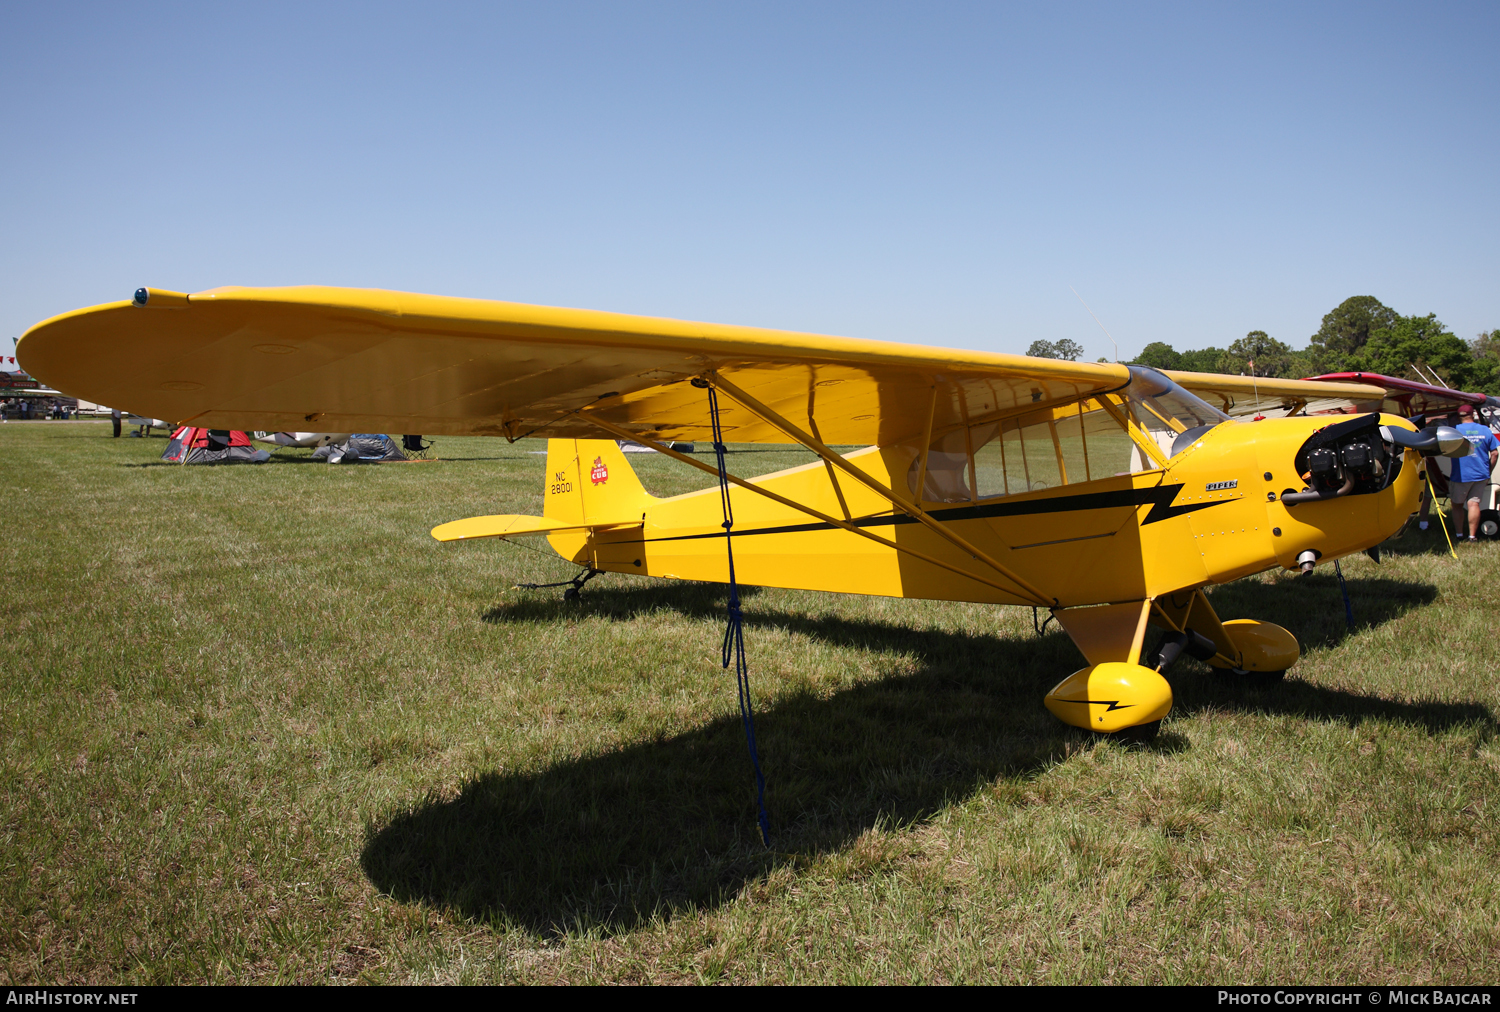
[311,433,407,463]
[162,427,271,464]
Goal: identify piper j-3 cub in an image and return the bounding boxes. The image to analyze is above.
[17,286,1470,738]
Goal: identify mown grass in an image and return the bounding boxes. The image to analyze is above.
[2,421,1497,984]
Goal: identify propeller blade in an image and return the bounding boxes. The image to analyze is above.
[1381,424,1472,458]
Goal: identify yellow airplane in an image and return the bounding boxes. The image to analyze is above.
[18,285,1463,738]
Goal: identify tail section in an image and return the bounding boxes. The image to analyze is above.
[432,439,649,556]
[543,438,653,524]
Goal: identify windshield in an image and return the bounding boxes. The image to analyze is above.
[1122,366,1229,438]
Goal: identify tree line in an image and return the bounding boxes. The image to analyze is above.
[1027,297,1500,394]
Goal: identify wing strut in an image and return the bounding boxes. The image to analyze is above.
[697,374,1054,606]
[579,413,1048,603]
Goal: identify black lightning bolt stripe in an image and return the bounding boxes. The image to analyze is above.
[638,483,1233,545]
[1050,698,1135,712]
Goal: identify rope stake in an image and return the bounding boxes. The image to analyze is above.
[698,379,771,846]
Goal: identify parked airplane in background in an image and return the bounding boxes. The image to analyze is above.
[252,431,352,448]
[1308,371,1500,424]
[17,286,1462,738]
[1309,371,1500,539]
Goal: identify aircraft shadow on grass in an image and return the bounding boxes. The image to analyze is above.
[361,573,1485,936]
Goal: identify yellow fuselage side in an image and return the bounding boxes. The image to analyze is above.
[545,414,1419,606]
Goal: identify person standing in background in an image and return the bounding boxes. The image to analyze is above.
[111,408,121,438]
[1448,403,1499,542]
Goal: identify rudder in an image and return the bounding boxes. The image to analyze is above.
[542,438,653,524]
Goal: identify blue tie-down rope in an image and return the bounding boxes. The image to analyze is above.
[703,382,771,846]
[1334,558,1354,631]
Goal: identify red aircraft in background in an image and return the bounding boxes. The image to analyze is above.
[1310,372,1500,539]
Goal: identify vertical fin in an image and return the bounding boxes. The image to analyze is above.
[543,439,585,524]
[542,438,655,525]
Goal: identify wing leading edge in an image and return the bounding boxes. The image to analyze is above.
[21,285,1383,446]
[19,285,1130,448]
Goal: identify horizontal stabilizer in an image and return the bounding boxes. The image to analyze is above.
[430,514,639,542]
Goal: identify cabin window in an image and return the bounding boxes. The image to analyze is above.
[906,370,1230,503]
[975,416,1068,496]
[915,426,976,503]
[909,398,1141,502]
[973,400,1139,496]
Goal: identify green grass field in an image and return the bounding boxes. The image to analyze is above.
[3,422,1498,984]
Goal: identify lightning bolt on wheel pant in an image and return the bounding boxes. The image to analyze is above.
[1044,662,1174,733]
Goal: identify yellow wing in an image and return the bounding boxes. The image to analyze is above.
[1167,371,1387,418]
[18,285,1131,446]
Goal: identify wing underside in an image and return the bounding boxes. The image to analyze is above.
[19,286,1131,447]
[20,285,1387,447]
[1168,371,1387,418]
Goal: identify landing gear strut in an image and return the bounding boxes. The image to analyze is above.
[1045,591,1300,737]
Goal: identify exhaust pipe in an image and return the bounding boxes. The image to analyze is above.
[1281,473,1356,507]
[1297,550,1319,575]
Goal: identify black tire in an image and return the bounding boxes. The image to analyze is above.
[1219,667,1286,683]
[1478,509,1500,540]
[1108,720,1161,744]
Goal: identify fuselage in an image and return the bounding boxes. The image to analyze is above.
[549,413,1420,607]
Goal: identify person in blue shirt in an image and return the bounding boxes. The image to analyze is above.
[1448,403,1499,541]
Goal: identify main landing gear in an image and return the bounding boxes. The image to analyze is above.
[1042,590,1298,740]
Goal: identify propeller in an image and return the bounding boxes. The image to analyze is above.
[1381,424,1471,458]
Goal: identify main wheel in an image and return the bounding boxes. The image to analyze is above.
[1219,667,1286,683]
[1107,720,1160,743]
[1209,620,1299,675]
[1044,663,1173,733]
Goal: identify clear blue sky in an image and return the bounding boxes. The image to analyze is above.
[4,1,1496,363]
